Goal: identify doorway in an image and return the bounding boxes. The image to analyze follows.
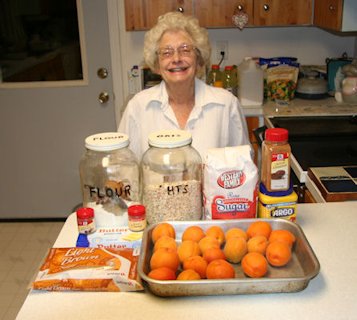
[0,0,122,219]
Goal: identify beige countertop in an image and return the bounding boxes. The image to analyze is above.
[16,202,357,320]
[242,97,357,117]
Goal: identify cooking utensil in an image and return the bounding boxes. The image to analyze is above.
[296,71,328,99]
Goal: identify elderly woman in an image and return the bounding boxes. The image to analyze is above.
[119,12,250,160]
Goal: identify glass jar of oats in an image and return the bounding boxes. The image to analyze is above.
[79,132,140,227]
[141,130,203,225]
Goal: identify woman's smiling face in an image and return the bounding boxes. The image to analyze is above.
[156,30,198,86]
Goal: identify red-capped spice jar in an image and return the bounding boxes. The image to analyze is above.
[128,205,146,232]
[76,207,96,234]
[261,128,291,192]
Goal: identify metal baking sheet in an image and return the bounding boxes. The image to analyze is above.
[138,219,320,296]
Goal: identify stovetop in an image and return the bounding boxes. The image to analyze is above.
[265,115,357,182]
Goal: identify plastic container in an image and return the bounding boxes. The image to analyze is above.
[223,65,238,96]
[258,183,297,222]
[141,130,203,225]
[261,128,291,192]
[128,205,147,232]
[79,132,140,227]
[76,207,96,234]
[237,57,264,106]
[207,64,223,87]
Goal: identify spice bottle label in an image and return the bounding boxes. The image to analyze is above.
[270,152,289,190]
[77,218,96,234]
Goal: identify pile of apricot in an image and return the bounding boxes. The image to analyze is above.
[147,221,296,281]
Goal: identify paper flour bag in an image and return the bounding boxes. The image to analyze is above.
[203,145,258,219]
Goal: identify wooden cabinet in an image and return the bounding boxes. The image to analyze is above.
[124,0,193,31]
[252,0,312,26]
[125,0,312,30]
[314,0,357,32]
[194,0,253,28]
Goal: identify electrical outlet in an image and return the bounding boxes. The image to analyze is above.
[216,40,228,61]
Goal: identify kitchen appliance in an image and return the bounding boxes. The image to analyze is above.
[326,55,353,95]
[264,115,357,184]
[296,72,328,99]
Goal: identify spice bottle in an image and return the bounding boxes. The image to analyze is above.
[128,205,146,232]
[223,65,238,96]
[76,207,96,234]
[207,64,223,87]
[141,130,203,225]
[261,128,291,192]
[79,132,140,226]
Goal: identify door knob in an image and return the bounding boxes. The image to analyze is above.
[99,91,109,104]
[97,68,108,79]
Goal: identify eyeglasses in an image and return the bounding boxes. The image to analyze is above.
[157,44,196,59]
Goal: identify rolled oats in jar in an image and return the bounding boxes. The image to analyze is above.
[79,132,140,227]
[141,130,203,224]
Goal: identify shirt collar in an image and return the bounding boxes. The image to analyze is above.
[145,78,225,110]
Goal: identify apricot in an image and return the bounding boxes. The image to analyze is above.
[202,247,226,263]
[266,241,292,267]
[183,255,208,279]
[269,229,296,248]
[246,221,272,239]
[198,236,220,255]
[247,235,268,255]
[153,235,177,252]
[182,225,206,242]
[150,247,180,271]
[223,237,247,264]
[147,267,176,280]
[206,259,235,279]
[225,227,248,241]
[177,269,201,280]
[151,222,176,244]
[205,225,225,245]
[177,240,201,263]
[242,252,268,278]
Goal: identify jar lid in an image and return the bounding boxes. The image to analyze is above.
[76,207,94,218]
[85,132,129,151]
[148,130,192,148]
[128,204,146,217]
[265,128,288,142]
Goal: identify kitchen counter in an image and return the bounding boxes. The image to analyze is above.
[242,97,357,117]
[16,202,357,320]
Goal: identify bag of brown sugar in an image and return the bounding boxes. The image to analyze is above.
[203,145,258,220]
[32,247,143,292]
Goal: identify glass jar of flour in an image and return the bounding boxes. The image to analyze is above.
[79,132,140,226]
[141,130,203,224]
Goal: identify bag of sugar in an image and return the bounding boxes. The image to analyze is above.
[203,145,258,219]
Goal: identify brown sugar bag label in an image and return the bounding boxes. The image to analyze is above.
[33,247,143,292]
[203,145,258,219]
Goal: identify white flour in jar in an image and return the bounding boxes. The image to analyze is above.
[143,179,202,224]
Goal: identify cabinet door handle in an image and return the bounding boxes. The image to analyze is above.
[177,7,184,13]
[263,4,270,12]
[237,5,244,11]
[328,5,336,11]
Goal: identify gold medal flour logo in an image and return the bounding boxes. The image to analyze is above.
[217,170,246,189]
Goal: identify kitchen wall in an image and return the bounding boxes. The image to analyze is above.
[116,2,356,110]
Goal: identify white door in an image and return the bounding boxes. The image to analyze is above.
[0,0,120,218]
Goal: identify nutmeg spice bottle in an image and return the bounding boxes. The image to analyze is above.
[261,128,291,192]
